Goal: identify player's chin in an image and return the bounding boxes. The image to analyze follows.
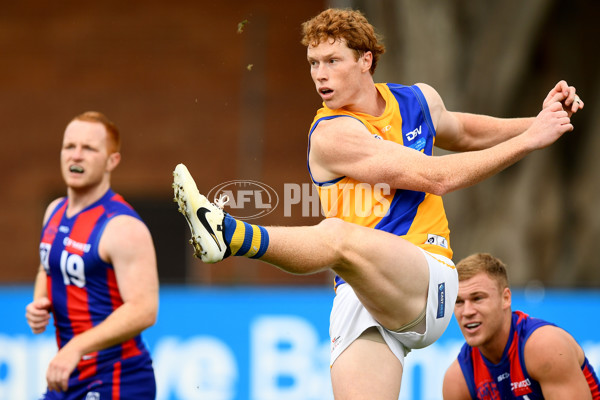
[323,98,342,110]
[64,177,92,190]
[461,330,483,347]
[64,176,84,185]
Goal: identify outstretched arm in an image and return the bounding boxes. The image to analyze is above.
[428,80,583,152]
[44,215,159,392]
[309,101,572,196]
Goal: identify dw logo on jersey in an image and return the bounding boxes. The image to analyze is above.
[405,125,426,151]
[405,125,422,141]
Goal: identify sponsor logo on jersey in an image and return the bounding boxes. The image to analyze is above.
[511,378,532,395]
[425,234,448,249]
[63,237,91,253]
[405,125,422,141]
[497,372,510,382]
[405,125,426,151]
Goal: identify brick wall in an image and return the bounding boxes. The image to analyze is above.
[0,0,332,285]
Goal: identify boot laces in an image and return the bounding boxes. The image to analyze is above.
[214,194,229,210]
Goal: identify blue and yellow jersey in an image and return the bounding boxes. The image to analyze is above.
[307,83,452,264]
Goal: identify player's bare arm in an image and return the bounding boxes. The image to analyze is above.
[524,325,592,399]
[25,198,64,335]
[419,82,530,152]
[442,359,472,400]
[420,81,582,152]
[309,102,572,196]
[25,266,52,334]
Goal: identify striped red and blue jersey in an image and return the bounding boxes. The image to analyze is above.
[307,83,452,288]
[457,310,600,399]
[39,189,152,382]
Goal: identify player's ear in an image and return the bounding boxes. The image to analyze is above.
[502,287,511,309]
[361,51,373,72]
[106,152,121,172]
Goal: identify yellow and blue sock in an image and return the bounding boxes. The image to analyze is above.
[223,214,269,259]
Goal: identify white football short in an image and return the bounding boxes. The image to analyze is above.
[329,248,458,367]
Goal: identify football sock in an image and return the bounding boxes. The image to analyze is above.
[223,214,269,258]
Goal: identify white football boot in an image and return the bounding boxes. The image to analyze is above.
[172,163,229,263]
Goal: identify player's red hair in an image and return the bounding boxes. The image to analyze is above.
[301,8,385,75]
[72,111,121,154]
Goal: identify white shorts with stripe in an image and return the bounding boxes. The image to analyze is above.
[329,249,458,367]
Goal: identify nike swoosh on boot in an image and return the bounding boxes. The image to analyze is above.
[196,207,222,251]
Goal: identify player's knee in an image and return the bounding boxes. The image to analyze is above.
[317,218,355,256]
[317,217,345,237]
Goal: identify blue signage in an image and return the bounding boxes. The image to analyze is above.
[1,286,598,400]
